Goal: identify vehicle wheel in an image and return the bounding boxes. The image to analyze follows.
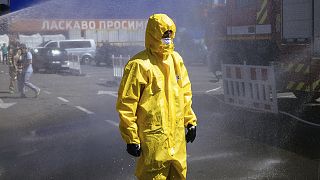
[33,67,39,73]
[81,56,92,65]
[293,91,320,103]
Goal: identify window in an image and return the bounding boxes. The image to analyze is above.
[60,41,91,49]
[46,42,58,48]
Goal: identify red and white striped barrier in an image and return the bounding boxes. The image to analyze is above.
[222,63,278,113]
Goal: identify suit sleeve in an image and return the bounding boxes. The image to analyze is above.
[180,59,197,127]
[116,60,147,144]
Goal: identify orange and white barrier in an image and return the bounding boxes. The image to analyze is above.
[222,63,278,113]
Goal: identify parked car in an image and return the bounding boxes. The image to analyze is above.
[33,39,96,64]
[32,47,69,73]
[95,42,112,66]
[95,44,143,66]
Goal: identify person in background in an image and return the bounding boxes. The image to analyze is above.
[16,48,23,96]
[1,43,8,64]
[116,14,197,180]
[8,46,17,94]
[18,44,40,98]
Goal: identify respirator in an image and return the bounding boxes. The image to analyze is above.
[161,38,172,45]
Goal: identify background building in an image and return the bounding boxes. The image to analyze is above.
[2,0,204,47]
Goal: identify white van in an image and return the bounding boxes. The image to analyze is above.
[38,39,96,64]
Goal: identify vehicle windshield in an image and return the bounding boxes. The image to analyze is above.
[38,41,50,47]
[0,0,319,179]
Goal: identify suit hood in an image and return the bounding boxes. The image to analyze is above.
[145,14,176,58]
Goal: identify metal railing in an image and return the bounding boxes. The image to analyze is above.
[222,63,278,113]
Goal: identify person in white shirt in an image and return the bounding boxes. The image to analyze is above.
[18,44,40,98]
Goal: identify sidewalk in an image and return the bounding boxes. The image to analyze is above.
[0,63,11,92]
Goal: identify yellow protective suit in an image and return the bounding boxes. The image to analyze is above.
[116,14,197,180]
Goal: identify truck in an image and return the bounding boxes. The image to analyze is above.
[0,0,10,16]
[203,0,320,102]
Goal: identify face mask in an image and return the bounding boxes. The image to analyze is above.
[161,38,172,45]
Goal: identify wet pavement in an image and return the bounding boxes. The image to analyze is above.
[188,92,320,179]
[0,63,319,179]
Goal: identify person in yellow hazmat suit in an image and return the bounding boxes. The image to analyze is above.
[116,13,197,180]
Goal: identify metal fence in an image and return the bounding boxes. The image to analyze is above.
[112,54,130,82]
[66,54,82,75]
[222,63,278,113]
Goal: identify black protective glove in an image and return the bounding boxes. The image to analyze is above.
[126,144,141,157]
[186,124,196,143]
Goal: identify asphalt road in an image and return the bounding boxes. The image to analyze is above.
[0,63,319,180]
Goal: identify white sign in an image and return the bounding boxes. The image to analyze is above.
[41,20,147,31]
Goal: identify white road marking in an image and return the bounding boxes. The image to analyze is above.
[206,86,222,93]
[0,98,16,109]
[57,97,70,103]
[97,91,118,97]
[105,120,119,127]
[277,93,295,98]
[279,111,320,127]
[189,152,240,162]
[75,106,94,114]
[43,90,51,94]
[278,95,295,98]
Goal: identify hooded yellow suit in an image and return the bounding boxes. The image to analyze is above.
[116,14,197,180]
